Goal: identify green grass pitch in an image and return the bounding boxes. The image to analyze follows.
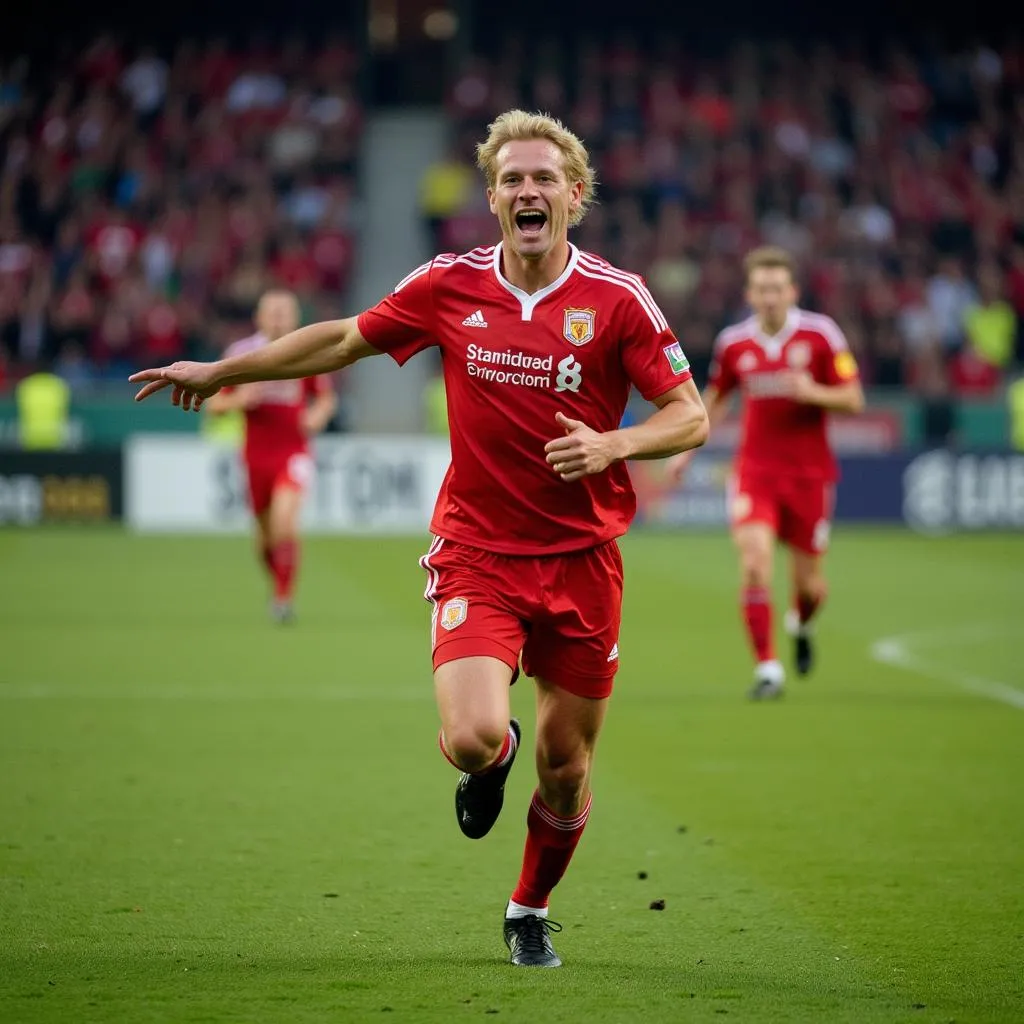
[1,527,1022,1023]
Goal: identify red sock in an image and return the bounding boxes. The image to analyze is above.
[510,791,592,910]
[271,540,298,601]
[439,724,517,773]
[742,586,774,662]
[797,588,826,627]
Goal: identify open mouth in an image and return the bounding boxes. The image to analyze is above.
[514,209,547,235]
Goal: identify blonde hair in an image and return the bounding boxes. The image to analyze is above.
[476,109,597,227]
[743,246,797,282]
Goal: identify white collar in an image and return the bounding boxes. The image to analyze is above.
[493,242,580,322]
[754,308,800,352]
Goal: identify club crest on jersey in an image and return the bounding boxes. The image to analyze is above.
[439,597,468,631]
[738,351,759,373]
[786,341,811,368]
[563,308,596,346]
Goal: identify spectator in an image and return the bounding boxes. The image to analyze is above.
[1009,371,1024,450]
[419,139,476,252]
[963,263,1017,368]
[927,257,977,351]
[121,46,168,122]
[16,360,70,449]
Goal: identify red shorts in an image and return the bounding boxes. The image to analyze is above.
[419,536,624,700]
[730,471,834,554]
[244,451,314,515]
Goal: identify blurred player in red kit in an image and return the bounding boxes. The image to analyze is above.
[204,290,336,623]
[131,111,708,966]
[668,247,864,699]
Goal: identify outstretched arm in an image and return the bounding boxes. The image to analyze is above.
[130,318,379,411]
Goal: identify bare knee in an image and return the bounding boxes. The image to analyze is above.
[443,720,508,774]
[267,517,297,549]
[797,573,826,602]
[793,555,826,602]
[537,751,591,816]
[739,550,771,590]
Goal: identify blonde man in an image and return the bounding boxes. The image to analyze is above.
[132,110,708,967]
[669,248,864,699]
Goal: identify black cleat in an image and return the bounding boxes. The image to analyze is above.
[748,677,784,701]
[794,632,814,676]
[455,718,521,839]
[503,914,563,967]
[785,610,814,677]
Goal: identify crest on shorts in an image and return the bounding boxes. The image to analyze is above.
[439,597,468,631]
[563,308,596,346]
[786,341,811,368]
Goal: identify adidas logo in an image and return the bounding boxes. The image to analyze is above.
[607,643,619,662]
[462,309,488,328]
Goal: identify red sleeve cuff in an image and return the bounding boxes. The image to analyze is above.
[641,370,693,402]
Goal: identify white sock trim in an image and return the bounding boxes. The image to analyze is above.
[505,900,548,920]
[784,609,811,638]
[495,723,518,769]
[755,659,785,685]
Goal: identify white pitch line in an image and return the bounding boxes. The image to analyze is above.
[0,683,430,702]
[869,626,1024,711]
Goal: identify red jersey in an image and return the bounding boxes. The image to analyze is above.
[710,308,859,482]
[357,244,692,555]
[224,332,331,464]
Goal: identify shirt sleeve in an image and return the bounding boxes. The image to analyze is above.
[813,316,860,386]
[708,333,738,396]
[356,260,439,366]
[618,286,693,401]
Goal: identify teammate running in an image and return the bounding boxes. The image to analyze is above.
[203,290,336,622]
[668,247,864,699]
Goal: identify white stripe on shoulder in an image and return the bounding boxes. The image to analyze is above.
[714,318,756,352]
[577,252,668,331]
[394,260,436,293]
[453,253,492,270]
[575,256,668,332]
[799,310,849,351]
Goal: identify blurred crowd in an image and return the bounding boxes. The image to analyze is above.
[3,31,1023,406]
[0,33,363,391]
[423,35,1024,396]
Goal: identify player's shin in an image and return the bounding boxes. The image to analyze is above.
[508,790,592,915]
[271,539,298,601]
[795,586,826,629]
[742,586,775,663]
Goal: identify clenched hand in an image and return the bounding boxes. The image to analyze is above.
[544,412,620,483]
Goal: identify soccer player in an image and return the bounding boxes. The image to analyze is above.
[203,290,337,623]
[130,110,709,967]
[667,247,864,700]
